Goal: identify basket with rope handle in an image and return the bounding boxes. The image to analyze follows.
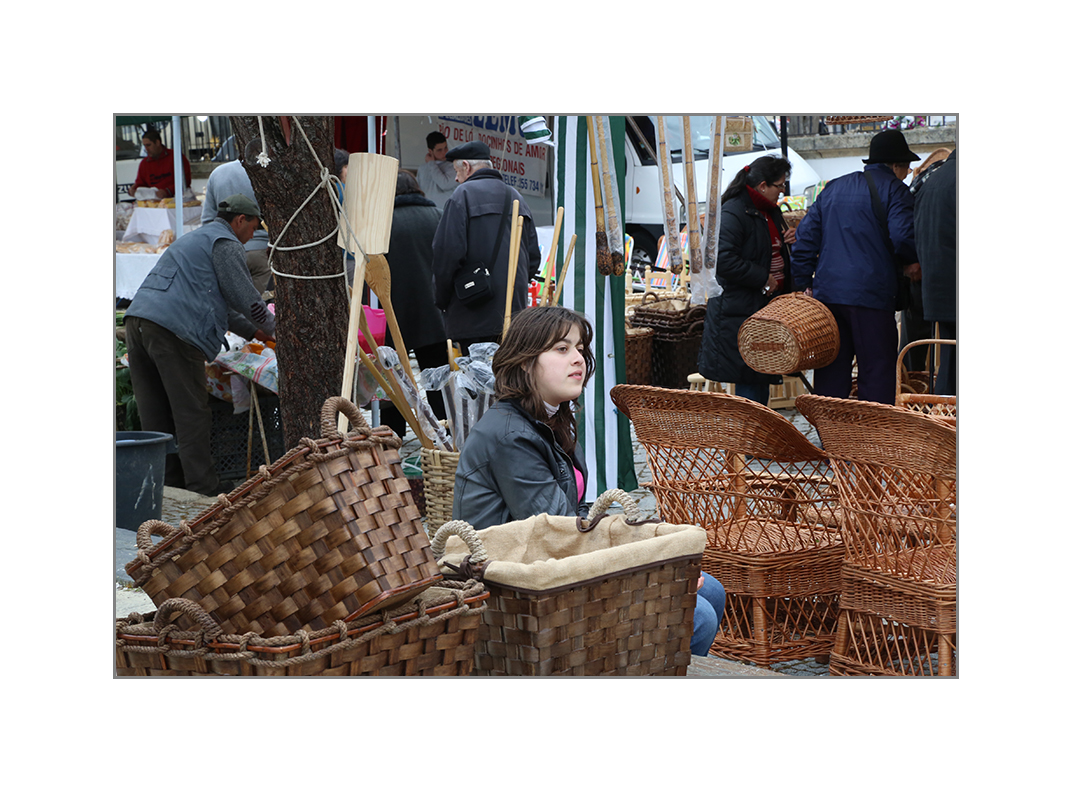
[115,580,488,676]
[429,489,707,675]
[125,397,443,637]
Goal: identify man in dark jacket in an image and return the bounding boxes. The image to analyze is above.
[431,140,542,351]
[914,148,956,395]
[790,130,920,404]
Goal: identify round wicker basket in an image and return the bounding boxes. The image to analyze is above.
[738,292,839,375]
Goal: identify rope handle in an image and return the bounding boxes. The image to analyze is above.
[152,597,223,638]
[430,520,489,563]
[583,488,643,529]
[319,396,373,438]
[135,519,175,552]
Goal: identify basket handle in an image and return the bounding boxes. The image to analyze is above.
[135,519,175,552]
[319,396,373,437]
[152,597,223,638]
[430,520,489,563]
[579,488,646,532]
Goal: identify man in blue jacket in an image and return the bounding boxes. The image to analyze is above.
[790,130,920,404]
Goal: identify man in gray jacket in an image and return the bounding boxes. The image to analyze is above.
[124,194,277,495]
[431,140,542,351]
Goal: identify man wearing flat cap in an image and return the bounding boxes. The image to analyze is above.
[790,129,921,405]
[431,140,542,350]
[124,193,277,495]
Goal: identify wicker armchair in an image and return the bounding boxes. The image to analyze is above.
[610,385,843,667]
[796,395,957,676]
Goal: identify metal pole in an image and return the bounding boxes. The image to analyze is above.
[780,115,789,195]
[173,115,185,239]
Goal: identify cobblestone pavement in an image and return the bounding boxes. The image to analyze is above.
[116,404,832,677]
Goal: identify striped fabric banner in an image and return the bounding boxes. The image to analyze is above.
[554,116,637,499]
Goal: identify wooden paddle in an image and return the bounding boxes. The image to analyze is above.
[365,252,417,389]
[541,206,564,306]
[337,152,398,433]
[586,117,612,276]
[503,200,522,335]
[552,233,577,306]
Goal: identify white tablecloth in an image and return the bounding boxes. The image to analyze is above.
[122,207,202,244]
[115,253,162,299]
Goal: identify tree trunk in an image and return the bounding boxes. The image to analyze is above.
[229,115,349,449]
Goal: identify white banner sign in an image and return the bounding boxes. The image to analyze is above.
[435,116,548,196]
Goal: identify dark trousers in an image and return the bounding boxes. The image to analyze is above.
[814,303,898,405]
[378,342,450,440]
[125,316,220,495]
[934,320,956,396]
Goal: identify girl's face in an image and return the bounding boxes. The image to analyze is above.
[532,324,587,407]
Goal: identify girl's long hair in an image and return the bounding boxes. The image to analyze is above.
[492,306,595,454]
[722,154,792,203]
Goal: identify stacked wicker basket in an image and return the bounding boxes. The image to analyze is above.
[628,295,706,390]
[116,397,488,676]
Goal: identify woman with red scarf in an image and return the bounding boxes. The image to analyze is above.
[697,155,795,405]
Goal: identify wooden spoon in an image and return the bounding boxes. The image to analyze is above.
[365,252,417,389]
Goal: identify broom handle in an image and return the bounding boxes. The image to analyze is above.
[339,253,369,425]
[503,202,522,335]
[553,234,577,306]
[542,206,564,306]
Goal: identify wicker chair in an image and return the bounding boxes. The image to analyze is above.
[896,339,957,426]
[610,384,843,667]
[795,394,957,676]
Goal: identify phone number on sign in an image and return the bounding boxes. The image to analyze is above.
[501,174,542,193]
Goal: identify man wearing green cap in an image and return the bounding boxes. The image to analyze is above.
[124,194,277,495]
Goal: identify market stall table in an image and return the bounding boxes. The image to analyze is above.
[115,253,162,300]
[122,206,202,244]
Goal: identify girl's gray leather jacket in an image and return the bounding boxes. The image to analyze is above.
[451,399,588,531]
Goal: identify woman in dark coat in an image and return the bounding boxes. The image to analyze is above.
[378,171,450,438]
[697,155,795,405]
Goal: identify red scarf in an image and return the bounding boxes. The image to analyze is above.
[746,186,785,291]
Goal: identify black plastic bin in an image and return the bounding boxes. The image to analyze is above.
[116,431,175,530]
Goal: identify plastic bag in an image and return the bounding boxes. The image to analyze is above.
[377,346,453,451]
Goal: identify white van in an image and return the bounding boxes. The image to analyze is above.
[622,115,821,270]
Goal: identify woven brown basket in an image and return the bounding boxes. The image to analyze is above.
[896,339,956,426]
[631,295,706,340]
[610,385,845,667]
[421,446,460,531]
[431,490,704,676]
[796,394,957,676]
[738,292,839,375]
[781,209,806,229]
[650,319,705,390]
[125,397,443,637]
[115,580,488,676]
[624,325,654,385]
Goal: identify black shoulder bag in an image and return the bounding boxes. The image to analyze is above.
[454,191,513,308]
[863,170,911,312]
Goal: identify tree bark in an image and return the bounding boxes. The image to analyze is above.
[229,115,349,449]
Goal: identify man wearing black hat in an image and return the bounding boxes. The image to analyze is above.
[790,129,921,404]
[431,140,542,350]
[124,194,277,495]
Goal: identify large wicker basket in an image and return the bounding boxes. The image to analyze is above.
[624,325,654,385]
[896,339,956,426]
[115,580,488,676]
[630,296,706,390]
[125,397,443,637]
[431,490,706,676]
[738,292,839,375]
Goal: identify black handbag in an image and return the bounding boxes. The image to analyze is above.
[864,170,912,312]
[454,192,513,308]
